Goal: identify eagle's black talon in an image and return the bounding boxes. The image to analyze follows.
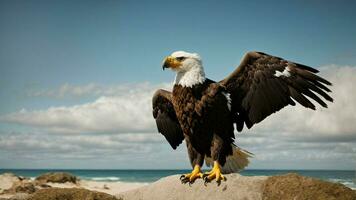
[203,177,210,186]
[181,177,196,185]
[180,175,185,180]
[204,181,208,186]
[180,175,191,184]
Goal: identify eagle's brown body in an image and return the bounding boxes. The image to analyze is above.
[172,80,234,167]
[152,51,333,184]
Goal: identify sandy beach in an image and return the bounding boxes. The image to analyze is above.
[74,179,148,195]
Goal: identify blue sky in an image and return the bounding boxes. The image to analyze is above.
[0,0,355,169]
[1,0,356,112]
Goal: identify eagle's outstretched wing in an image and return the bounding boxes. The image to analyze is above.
[152,89,184,149]
[220,51,333,131]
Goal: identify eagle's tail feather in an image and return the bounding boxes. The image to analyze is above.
[205,145,253,174]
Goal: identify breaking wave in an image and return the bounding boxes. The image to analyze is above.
[90,177,121,181]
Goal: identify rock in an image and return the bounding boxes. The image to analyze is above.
[8,193,31,200]
[36,184,50,189]
[117,173,268,200]
[27,188,120,200]
[35,172,77,184]
[0,173,22,193]
[118,173,356,200]
[263,173,356,200]
[4,182,36,194]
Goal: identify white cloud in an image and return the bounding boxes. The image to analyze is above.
[0,131,188,169]
[0,132,162,155]
[0,66,355,169]
[1,83,171,134]
[26,82,169,99]
[2,66,355,139]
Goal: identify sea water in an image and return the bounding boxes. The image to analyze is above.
[1,169,355,189]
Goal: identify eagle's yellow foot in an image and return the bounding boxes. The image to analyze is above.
[180,165,203,184]
[203,161,226,185]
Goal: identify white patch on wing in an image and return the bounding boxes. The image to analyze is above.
[274,66,291,77]
[222,92,232,111]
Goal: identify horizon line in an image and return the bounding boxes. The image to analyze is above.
[1,168,354,171]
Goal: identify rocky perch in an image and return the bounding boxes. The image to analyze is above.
[118,173,356,200]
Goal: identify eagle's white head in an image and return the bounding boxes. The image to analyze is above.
[162,51,206,87]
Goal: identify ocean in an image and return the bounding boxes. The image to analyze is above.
[1,169,355,189]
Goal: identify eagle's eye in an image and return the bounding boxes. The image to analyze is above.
[176,57,186,61]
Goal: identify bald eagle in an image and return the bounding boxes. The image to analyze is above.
[152,51,332,184]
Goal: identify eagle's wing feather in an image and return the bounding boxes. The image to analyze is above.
[152,89,184,149]
[220,51,333,131]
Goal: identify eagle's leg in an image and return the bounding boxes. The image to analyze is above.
[203,161,226,185]
[180,164,203,184]
[180,137,204,184]
[203,134,227,185]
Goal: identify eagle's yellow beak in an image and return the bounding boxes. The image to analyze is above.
[162,56,181,70]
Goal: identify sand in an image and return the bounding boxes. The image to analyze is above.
[34,180,147,196]
[73,180,147,195]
